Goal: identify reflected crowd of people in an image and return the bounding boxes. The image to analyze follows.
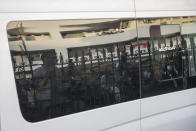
[14,36,196,122]
[16,48,140,122]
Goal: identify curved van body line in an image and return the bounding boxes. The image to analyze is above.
[141,88,196,118]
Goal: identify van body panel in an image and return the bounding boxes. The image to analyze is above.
[0,1,196,130]
[135,0,196,11]
[103,120,141,131]
[141,104,196,131]
[0,0,135,13]
[141,89,196,131]
[141,88,196,118]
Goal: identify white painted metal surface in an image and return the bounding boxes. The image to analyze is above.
[141,88,196,117]
[141,104,196,131]
[135,0,196,11]
[0,0,196,131]
[141,88,196,131]
[0,0,135,12]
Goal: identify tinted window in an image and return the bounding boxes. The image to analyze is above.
[136,16,196,98]
[7,19,140,122]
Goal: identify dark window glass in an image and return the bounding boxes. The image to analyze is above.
[7,19,140,122]
[136,16,196,98]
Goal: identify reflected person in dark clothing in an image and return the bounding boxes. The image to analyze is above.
[69,75,86,112]
[33,51,62,120]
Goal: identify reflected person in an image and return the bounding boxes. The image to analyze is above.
[33,51,62,119]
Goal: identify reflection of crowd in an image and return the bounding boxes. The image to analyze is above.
[16,49,140,122]
[142,39,189,97]
[16,38,192,121]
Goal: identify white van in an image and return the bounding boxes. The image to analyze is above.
[1,0,196,131]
